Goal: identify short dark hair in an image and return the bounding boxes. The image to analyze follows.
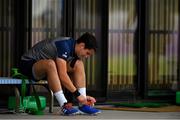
[76,32,98,51]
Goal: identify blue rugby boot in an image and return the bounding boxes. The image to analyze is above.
[61,103,79,115]
[78,104,101,115]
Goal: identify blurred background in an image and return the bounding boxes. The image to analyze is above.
[0,0,180,107]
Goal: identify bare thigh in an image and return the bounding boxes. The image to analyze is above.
[32,59,54,80]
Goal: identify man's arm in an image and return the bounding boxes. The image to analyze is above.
[56,58,87,104]
[56,58,77,93]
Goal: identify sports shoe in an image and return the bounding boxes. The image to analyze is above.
[78,104,101,115]
[61,103,79,115]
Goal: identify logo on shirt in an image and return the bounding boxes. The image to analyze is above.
[62,52,67,58]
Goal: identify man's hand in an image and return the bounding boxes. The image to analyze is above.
[77,95,97,106]
[77,95,87,104]
[86,95,96,106]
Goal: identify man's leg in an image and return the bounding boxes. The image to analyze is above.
[67,60,86,97]
[33,59,62,92]
[32,59,79,115]
[68,60,101,115]
[32,59,67,106]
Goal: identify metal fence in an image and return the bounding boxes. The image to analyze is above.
[0,0,15,76]
[148,0,179,92]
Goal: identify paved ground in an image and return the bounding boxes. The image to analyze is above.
[0,107,180,120]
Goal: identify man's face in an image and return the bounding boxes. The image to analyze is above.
[76,43,95,59]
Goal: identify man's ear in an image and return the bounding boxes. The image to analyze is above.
[80,43,85,49]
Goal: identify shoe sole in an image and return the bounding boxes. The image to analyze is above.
[61,111,80,116]
[78,110,101,115]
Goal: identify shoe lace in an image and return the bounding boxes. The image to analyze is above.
[86,101,94,107]
[63,103,73,110]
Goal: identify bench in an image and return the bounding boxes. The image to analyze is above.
[0,77,54,113]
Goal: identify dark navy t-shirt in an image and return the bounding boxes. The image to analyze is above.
[21,37,77,62]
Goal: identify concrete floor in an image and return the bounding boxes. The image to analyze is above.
[0,107,180,120]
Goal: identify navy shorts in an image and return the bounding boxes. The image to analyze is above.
[19,60,38,81]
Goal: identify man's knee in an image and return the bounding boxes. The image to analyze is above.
[73,60,84,70]
[67,60,84,72]
[45,59,56,69]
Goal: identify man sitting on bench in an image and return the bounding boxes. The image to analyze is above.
[19,32,101,115]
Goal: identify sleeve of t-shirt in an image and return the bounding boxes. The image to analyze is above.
[55,41,70,61]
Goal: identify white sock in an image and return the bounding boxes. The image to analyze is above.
[54,90,67,107]
[78,88,86,106]
[78,87,86,98]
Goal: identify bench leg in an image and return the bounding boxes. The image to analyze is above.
[49,89,54,113]
[36,84,54,113]
[14,86,20,113]
[43,85,54,113]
